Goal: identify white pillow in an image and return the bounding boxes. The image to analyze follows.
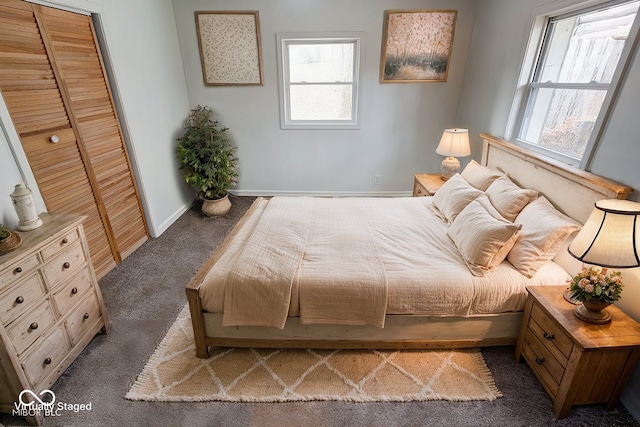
[430,174,483,223]
[461,160,502,191]
[485,177,538,222]
[448,196,522,277]
[507,196,582,278]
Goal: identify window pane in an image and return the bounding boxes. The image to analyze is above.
[520,88,606,159]
[538,2,639,84]
[288,43,354,83]
[290,85,353,120]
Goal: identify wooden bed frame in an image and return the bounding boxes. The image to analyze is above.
[186,134,633,358]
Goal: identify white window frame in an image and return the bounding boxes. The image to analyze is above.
[505,0,640,168]
[276,32,365,130]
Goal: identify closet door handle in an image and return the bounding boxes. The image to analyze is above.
[50,135,59,144]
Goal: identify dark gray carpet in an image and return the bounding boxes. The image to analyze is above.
[2,195,639,427]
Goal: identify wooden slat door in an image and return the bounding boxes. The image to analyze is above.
[0,0,148,278]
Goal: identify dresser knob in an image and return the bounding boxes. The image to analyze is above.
[44,357,52,365]
[543,332,555,341]
[14,267,22,274]
[71,287,78,295]
[83,313,89,320]
[535,357,545,365]
[50,135,59,144]
[30,322,38,330]
[62,238,68,244]
[15,296,24,304]
[63,262,70,269]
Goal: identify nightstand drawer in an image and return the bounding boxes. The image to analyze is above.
[530,303,573,364]
[65,292,102,346]
[0,273,45,325]
[0,254,41,292]
[41,241,85,290]
[414,182,429,197]
[522,329,565,397]
[7,299,56,355]
[22,326,69,388]
[53,267,92,317]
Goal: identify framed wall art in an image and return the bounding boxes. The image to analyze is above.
[195,11,264,86]
[380,10,457,83]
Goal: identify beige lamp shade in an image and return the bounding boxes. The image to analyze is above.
[435,129,471,180]
[568,199,640,268]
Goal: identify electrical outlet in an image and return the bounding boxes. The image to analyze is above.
[374,175,381,185]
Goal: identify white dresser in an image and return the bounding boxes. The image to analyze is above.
[0,213,109,425]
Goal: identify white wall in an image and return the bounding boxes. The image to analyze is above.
[0,0,192,237]
[172,0,477,196]
[456,0,640,419]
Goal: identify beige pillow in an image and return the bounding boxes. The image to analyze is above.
[430,173,483,223]
[507,196,582,278]
[461,160,502,191]
[485,177,538,222]
[448,196,522,277]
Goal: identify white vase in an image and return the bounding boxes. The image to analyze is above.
[201,194,231,216]
[10,184,43,231]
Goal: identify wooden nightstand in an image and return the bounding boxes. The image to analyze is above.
[413,173,445,197]
[515,286,640,419]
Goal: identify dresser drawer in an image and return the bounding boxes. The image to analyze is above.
[0,254,41,292]
[530,303,573,363]
[0,273,45,325]
[414,182,429,197]
[522,328,566,397]
[66,293,102,347]
[41,241,85,290]
[21,326,70,388]
[52,268,92,317]
[7,300,56,355]
[41,228,80,262]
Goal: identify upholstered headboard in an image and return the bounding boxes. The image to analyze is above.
[480,133,633,225]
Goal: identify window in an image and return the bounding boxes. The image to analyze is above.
[277,33,365,129]
[513,1,639,165]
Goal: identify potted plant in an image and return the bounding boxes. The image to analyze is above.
[176,105,238,216]
[568,266,624,324]
[0,224,22,255]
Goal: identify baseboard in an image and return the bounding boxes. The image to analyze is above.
[231,189,414,198]
[152,202,192,238]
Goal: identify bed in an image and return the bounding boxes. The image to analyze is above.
[186,134,633,358]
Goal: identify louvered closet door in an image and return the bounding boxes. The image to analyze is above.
[36,6,148,260]
[0,1,148,278]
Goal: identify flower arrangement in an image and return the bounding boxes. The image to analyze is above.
[569,266,623,303]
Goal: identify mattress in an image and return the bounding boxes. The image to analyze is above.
[199,197,570,325]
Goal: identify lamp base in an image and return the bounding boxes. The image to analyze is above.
[440,157,460,181]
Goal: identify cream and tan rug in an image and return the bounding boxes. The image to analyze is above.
[125,306,502,403]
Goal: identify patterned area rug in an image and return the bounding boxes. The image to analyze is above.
[125,306,502,402]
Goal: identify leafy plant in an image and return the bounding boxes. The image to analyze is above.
[0,224,9,240]
[176,106,238,200]
[569,266,624,303]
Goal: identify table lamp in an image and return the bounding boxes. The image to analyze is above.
[435,128,471,180]
[567,199,640,323]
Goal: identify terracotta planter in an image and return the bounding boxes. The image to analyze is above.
[202,194,232,216]
[0,230,22,255]
[574,299,612,324]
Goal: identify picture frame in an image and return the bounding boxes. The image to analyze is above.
[380,10,457,83]
[195,11,264,86]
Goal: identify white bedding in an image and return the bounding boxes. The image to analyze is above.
[199,196,570,328]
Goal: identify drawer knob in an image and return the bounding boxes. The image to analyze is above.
[71,287,78,295]
[543,332,555,341]
[44,357,52,365]
[62,238,68,244]
[14,267,23,274]
[15,296,24,304]
[63,262,70,269]
[50,135,59,144]
[535,357,545,365]
[83,313,90,320]
[30,322,38,330]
